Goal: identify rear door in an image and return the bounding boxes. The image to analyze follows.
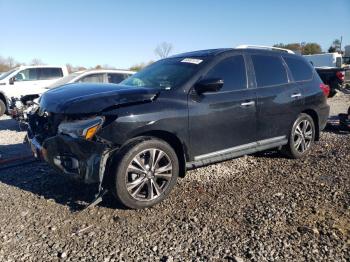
[250,53,303,141]
[188,54,257,158]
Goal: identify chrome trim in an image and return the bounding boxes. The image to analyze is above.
[257,136,286,146]
[291,93,302,98]
[236,44,295,54]
[194,136,286,161]
[240,101,255,106]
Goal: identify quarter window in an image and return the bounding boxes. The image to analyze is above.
[205,55,247,91]
[283,56,313,81]
[251,55,288,87]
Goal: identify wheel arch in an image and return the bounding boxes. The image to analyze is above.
[0,92,8,114]
[302,109,320,141]
[129,130,188,178]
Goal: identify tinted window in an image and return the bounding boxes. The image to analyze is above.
[39,68,63,80]
[122,58,206,90]
[252,55,288,87]
[15,68,38,81]
[78,73,104,83]
[205,55,246,91]
[283,56,313,81]
[108,73,128,84]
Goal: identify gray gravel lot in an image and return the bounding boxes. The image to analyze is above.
[0,93,349,261]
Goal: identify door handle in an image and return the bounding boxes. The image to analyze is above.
[291,93,302,98]
[240,101,255,107]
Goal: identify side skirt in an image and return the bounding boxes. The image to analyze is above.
[186,136,287,170]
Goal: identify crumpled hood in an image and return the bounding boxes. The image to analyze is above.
[39,83,159,114]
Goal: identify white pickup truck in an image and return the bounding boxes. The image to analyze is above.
[0,65,68,116]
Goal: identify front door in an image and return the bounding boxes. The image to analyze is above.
[188,54,257,159]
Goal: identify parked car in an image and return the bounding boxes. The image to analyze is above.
[303,53,343,68]
[27,46,330,209]
[48,69,135,89]
[0,65,68,116]
[339,106,350,131]
[8,69,135,122]
[315,67,346,97]
[303,53,347,97]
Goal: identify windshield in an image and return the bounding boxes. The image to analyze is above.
[48,72,81,88]
[121,57,206,89]
[0,68,18,80]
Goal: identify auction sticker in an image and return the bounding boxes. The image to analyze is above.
[181,58,203,64]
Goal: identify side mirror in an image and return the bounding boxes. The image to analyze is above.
[195,78,224,94]
[9,77,15,85]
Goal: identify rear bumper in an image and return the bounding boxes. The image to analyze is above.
[318,104,330,131]
[28,133,115,184]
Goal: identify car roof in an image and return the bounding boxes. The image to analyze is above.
[169,48,234,58]
[72,69,136,75]
[18,65,66,69]
[169,47,299,59]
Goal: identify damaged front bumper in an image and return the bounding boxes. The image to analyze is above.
[28,133,116,185]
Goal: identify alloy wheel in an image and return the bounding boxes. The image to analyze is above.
[293,119,313,153]
[125,148,173,201]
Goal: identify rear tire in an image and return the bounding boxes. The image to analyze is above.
[111,138,179,209]
[0,99,6,117]
[281,113,315,159]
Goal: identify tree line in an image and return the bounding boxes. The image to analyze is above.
[274,39,343,55]
[0,39,345,73]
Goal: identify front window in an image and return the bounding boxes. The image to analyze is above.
[14,68,38,81]
[78,73,105,83]
[121,58,207,90]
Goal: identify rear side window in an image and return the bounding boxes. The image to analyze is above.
[78,73,105,83]
[108,73,129,84]
[252,55,288,87]
[205,55,247,91]
[39,68,63,80]
[283,56,313,81]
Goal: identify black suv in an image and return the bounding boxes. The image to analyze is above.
[28,47,330,209]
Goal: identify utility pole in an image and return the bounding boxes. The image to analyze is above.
[340,36,343,54]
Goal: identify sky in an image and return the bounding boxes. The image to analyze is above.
[0,0,349,69]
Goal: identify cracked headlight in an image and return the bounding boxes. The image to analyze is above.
[58,116,104,140]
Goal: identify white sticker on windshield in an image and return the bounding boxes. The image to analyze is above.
[181,58,203,64]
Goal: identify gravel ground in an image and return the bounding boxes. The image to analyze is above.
[0,93,349,261]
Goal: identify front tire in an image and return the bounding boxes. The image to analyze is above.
[0,99,6,117]
[112,138,179,209]
[282,113,315,159]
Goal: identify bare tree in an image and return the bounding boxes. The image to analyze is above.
[154,42,173,59]
[66,63,73,73]
[30,58,43,65]
[6,56,16,68]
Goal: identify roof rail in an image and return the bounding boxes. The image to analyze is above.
[236,44,295,54]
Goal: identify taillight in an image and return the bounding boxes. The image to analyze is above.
[320,83,330,97]
[336,71,345,81]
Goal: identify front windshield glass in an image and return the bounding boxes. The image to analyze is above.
[121,57,207,90]
[48,72,81,88]
[0,68,18,80]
